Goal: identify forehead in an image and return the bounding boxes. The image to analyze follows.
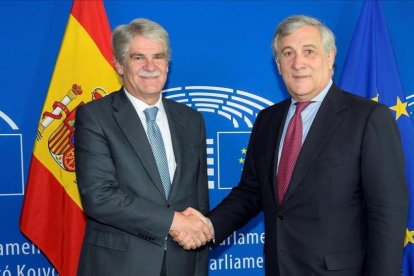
[128,35,165,53]
[279,25,322,49]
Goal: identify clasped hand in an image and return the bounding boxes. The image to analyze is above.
[169,207,214,250]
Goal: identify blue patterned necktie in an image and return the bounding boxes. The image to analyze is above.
[144,107,171,199]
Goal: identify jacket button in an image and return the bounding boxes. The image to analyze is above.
[277,215,284,220]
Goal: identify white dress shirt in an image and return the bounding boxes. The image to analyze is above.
[277,79,333,171]
[125,89,177,182]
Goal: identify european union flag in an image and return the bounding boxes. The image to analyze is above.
[217,131,251,189]
[339,1,414,274]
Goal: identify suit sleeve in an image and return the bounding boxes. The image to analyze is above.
[208,111,264,244]
[75,104,174,246]
[196,114,209,215]
[361,104,408,275]
[195,113,210,276]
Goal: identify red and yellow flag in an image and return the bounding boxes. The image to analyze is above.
[20,1,120,275]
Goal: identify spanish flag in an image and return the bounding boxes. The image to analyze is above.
[20,1,120,275]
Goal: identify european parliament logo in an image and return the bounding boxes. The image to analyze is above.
[0,110,24,196]
[163,86,273,190]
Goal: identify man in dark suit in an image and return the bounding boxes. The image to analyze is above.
[175,15,408,275]
[75,18,212,276]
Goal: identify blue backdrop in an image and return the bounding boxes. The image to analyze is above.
[1,1,414,275]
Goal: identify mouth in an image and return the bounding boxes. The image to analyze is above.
[293,75,310,81]
[293,74,309,78]
[138,71,161,78]
[140,76,158,80]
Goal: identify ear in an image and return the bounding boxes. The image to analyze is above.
[275,58,282,75]
[326,49,336,70]
[114,59,124,76]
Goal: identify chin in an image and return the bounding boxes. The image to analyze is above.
[142,86,163,94]
[291,87,311,94]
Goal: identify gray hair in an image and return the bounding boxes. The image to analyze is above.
[112,18,171,64]
[272,15,336,59]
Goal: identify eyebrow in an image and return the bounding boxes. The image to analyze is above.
[130,51,165,56]
[280,44,317,52]
[280,46,294,52]
[302,44,317,48]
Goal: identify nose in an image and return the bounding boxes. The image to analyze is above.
[143,58,156,71]
[291,53,305,69]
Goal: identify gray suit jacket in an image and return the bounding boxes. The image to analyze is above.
[209,84,408,276]
[75,88,209,276]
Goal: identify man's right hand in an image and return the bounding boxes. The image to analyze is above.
[169,207,214,250]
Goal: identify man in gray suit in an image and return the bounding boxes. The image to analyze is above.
[75,18,212,276]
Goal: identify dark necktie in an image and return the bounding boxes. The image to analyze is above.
[144,107,171,199]
[277,101,312,204]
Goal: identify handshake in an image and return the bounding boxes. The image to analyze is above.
[169,207,214,250]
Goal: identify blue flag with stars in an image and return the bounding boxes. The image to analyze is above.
[339,0,414,274]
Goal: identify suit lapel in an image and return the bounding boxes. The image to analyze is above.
[162,98,187,200]
[111,90,166,198]
[282,85,346,204]
[268,101,291,206]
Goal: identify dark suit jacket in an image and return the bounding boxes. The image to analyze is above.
[75,88,209,276]
[209,84,408,276]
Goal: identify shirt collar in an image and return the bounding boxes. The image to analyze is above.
[124,87,164,114]
[291,79,333,105]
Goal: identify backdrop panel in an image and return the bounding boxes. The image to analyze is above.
[1,1,413,275]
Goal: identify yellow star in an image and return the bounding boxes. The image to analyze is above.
[238,157,245,164]
[389,96,409,120]
[404,228,414,247]
[371,93,379,102]
[241,148,247,154]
